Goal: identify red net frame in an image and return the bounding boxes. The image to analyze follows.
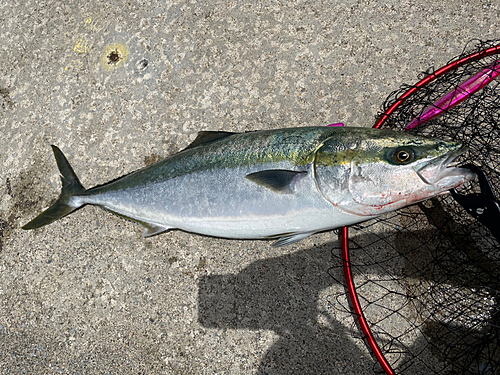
[340,41,500,375]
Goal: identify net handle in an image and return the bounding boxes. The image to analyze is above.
[341,226,396,375]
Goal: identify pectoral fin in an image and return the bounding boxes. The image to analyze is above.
[245,170,307,194]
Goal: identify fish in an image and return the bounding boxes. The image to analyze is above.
[22,126,475,246]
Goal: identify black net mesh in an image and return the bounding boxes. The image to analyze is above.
[329,40,500,374]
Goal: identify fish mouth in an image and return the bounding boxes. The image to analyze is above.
[415,146,474,186]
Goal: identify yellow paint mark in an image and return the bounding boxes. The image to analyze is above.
[74,37,88,53]
[84,17,101,32]
[100,43,130,71]
[65,16,105,75]
[65,59,84,71]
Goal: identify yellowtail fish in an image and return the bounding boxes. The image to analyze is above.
[23,127,475,246]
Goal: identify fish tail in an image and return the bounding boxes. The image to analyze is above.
[22,145,86,230]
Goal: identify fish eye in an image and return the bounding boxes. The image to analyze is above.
[391,147,415,165]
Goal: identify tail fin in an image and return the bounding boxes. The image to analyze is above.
[22,146,86,230]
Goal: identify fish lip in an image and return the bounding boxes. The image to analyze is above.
[414,145,469,184]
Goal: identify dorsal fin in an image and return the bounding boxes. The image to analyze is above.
[183,131,238,151]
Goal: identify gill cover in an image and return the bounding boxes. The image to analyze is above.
[313,133,471,216]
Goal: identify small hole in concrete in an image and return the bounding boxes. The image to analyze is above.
[107,50,120,64]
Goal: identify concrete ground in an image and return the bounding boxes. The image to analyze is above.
[1,0,498,373]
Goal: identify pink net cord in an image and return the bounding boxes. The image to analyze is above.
[405,60,500,130]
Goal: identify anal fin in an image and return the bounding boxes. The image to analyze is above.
[101,207,174,237]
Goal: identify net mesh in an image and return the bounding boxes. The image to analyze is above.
[329,39,500,374]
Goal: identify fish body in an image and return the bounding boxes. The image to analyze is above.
[23,127,475,246]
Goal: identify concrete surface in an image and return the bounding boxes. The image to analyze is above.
[0,0,499,373]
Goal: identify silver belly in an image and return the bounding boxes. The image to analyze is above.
[75,164,369,239]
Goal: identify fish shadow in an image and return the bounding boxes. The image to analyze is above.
[197,198,500,373]
[198,243,379,374]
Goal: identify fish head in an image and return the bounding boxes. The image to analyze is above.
[314,128,476,216]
